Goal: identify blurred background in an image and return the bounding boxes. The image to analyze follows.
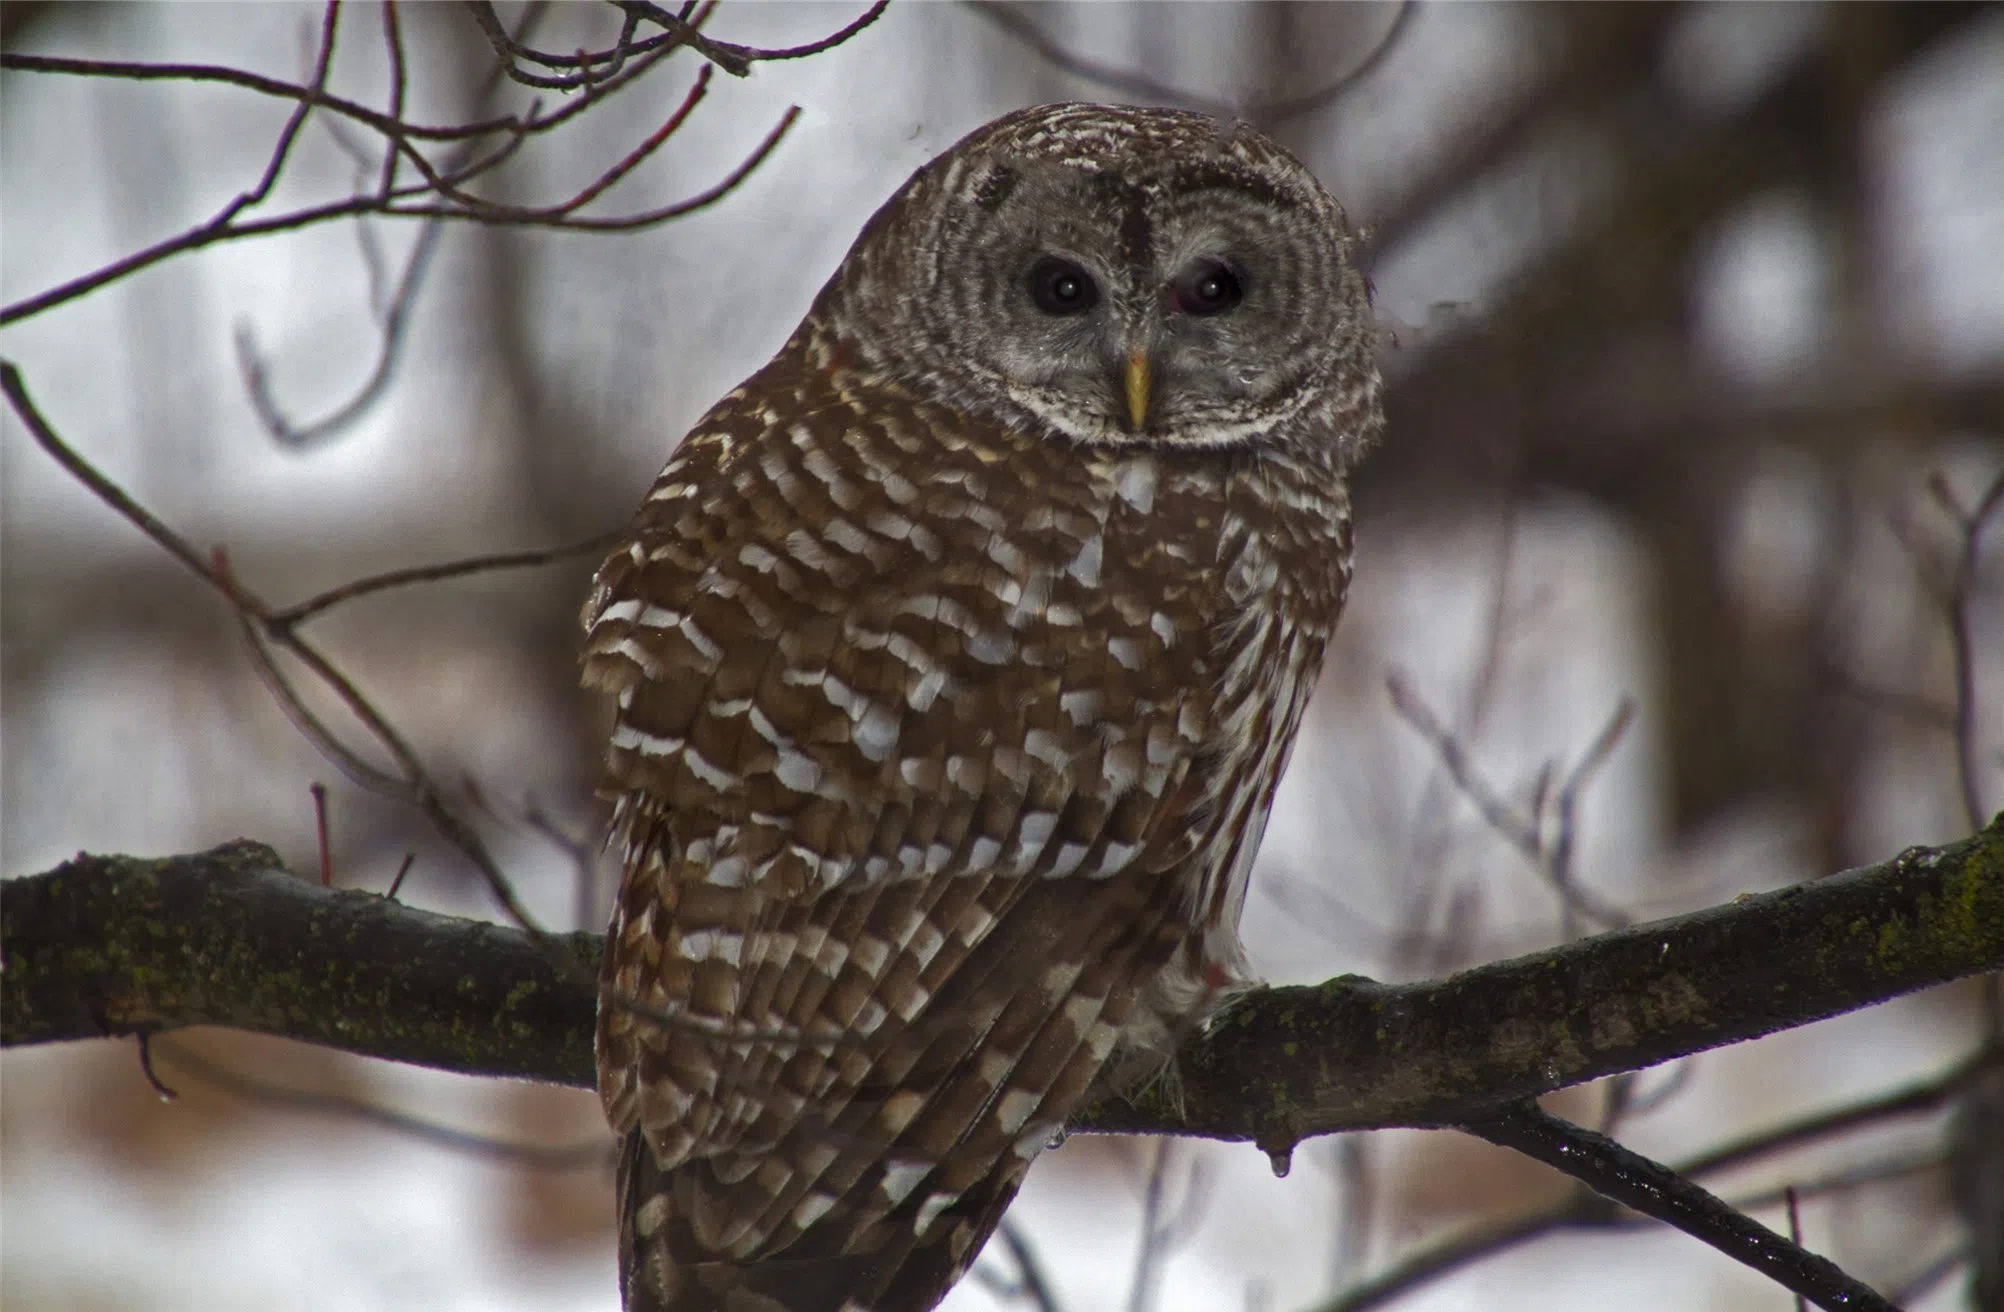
[3,2,2000,1309]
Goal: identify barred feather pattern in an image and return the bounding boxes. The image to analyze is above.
[582,102,1378,1312]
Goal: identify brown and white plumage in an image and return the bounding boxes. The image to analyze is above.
[583,103,1381,1312]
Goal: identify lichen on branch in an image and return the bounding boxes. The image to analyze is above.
[3,817,1999,1147]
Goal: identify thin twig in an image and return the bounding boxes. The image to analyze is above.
[2,362,228,585]
[1886,1245,1968,1308]
[522,795,608,936]
[377,0,408,195]
[0,51,522,142]
[1387,673,1634,933]
[462,0,692,85]
[3,176,368,325]
[2,362,544,936]
[0,3,795,324]
[1129,1139,1173,1312]
[395,62,713,220]
[2,92,795,315]
[237,0,548,449]
[1611,1058,1694,1123]
[1319,1204,1586,1312]
[1943,469,2004,831]
[1727,1151,1942,1214]
[269,530,621,629]
[227,587,414,799]
[311,782,333,887]
[1786,1187,1809,1312]
[1464,1101,1893,1311]
[993,1221,1064,1312]
[1126,1139,1213,1312]
[622,0,890,66]
[217,0,342,227]
[136,1033,180,1101]
[1818,659,1960,732]
[234,216,444,448]
[463,0,887,86]
[1548,697,1637,935]
[1678,1048,1993,1180]
[1318,1049,1994,1311]
[7,363,864,1065]
[386,103,803,231]
[148,1037,614,1170]
[966,0,1414,128]
[385,852,416,901]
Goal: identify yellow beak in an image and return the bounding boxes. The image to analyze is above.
[1124,348,1151,432]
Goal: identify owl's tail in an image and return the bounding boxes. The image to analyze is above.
[616,1129,1029,1312]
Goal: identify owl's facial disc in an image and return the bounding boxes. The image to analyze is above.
[817,105,1372,456]
[936,160,1358,450]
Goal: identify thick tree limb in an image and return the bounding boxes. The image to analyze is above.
[1,842,602,1083]
[4,818,2000,1148]
[1119,819,2001,1151]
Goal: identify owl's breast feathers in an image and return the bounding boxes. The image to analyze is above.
[582,342,1350,1307]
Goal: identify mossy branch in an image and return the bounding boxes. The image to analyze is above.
[4,818,2000,1152]
[0,842,603,1084]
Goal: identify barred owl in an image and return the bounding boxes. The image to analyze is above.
[582,102,1381,1311]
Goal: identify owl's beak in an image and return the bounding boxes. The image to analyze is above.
[1124,347,1152,432]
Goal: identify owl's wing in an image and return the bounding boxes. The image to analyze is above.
[584,373,1219,1298]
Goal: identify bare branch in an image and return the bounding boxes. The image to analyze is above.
[0,1,807,325]
[0,5,347,324]
[993,1221,1065,1312]
[233,216,443,449]
[1946,469,2004,831]
[1387,672,1634,934]
[2,843,600,1078]
[0,51,521,142]
[385,102,803,232]
[461,0,888,87]
[1127,1139,1212,1312]
[2,89,800,324]
[1887,1245,1968,1308]
[1091,817,2004,1146]
[1464,1101,1893,1312]
[621,0,890,67]
[1,361,228,586]
[965,1,1414,128]
[7,823,1992,1307]
[377,0,409,196]
[222,0,343,226]
[1315,1045,1997,1311]
[2,361,551,938]
[266,531,620,629]
[3,360,851,1058]
[7,820,1997,1131]
[235,0,536,449]
[148,1037,613,1171]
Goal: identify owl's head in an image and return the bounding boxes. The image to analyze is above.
[814,102,1378,457]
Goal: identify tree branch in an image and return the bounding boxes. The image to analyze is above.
[1107,815,2003,1150]
[1,842,600,1082]
[1464,1102,1894,1311]
[5,818,1999,1145]
[1312,1046,1998,1311]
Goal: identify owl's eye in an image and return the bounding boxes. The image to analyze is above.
[1172,259,1245,316]
[1026,257,1099,316]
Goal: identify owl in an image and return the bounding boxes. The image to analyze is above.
[582,102,1382,1312]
